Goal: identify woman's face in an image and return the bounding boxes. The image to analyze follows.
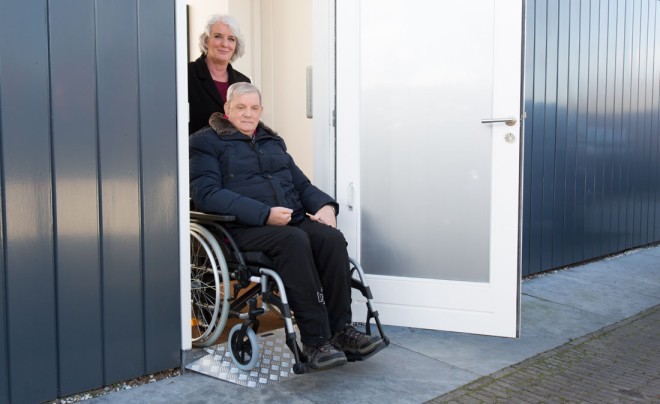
[206,22,236,65]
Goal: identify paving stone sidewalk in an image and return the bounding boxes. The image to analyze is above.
[428,304,660,403]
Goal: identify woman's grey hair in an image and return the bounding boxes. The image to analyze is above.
[198,14,245,62]
[226,82,262,104]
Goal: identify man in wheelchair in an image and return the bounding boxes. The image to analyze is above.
[189,82,384,370]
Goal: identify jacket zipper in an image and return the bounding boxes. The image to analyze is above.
[252,136,284,206]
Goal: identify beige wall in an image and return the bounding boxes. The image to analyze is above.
[260,0,313,179]
[186,0,314,180]
[186,0,228,60]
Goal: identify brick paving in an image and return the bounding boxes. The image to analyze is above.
[428,304,660,403]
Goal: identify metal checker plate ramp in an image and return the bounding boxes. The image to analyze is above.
[186,327,301,388]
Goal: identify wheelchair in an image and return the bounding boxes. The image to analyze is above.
[189,210,389,374]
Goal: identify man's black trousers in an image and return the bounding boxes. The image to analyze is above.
[228,218,352,347]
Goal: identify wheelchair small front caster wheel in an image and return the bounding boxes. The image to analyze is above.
[228,324,260,371]
[292,363,308,374]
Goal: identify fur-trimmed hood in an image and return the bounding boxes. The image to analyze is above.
[208,112,278,138]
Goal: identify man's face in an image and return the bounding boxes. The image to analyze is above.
[224,92,263,135]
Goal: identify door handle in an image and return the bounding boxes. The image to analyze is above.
[306,66,313,119]
[481,117,517,126]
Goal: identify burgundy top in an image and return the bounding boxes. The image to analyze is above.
[214,80,230,103]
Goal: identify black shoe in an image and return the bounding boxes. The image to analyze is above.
[303,340,347,370]
[331,324,382,356]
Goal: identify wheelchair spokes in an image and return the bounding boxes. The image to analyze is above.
[190,223,231,347]
[190,232,220,343]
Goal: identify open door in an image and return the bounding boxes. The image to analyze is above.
[335,0,523,337]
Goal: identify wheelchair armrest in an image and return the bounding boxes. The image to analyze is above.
[190,211,236,223]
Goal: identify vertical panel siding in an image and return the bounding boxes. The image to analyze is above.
[49,0,104,396]
[609,0,623,254]
[0,124,8,404]
[654,5,660,241]
[96,0,146,384]
[1,0,180,402]
[565,0,582,265]
[523,0,660,276]
[551,0,570,269]
[0,1,59,402]
[522,0,535,277]
[542,0,559,271]
[137,0,181,373]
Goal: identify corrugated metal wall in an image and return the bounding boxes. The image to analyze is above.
[0,1,181,403]
[522,0,660,276]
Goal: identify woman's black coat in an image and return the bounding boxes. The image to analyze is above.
[188,54,251,134]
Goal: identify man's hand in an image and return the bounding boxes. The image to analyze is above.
[267,207,293,226]
[310,205,336,228]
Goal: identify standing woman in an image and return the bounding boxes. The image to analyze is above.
[188,14,251,134]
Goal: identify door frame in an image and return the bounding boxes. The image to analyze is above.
[176,0,524,347]
[175,0,338,350]
[175,0,192,350]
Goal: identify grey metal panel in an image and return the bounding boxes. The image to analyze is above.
[614,0,629,252]
[627,0,641,249]
[137,0,181,373]
[587,0,609,257]
[642,3,658,243]
[582,0,598,260]
[602,0,618,255]
[522,0,660,276]
[0,33,8,401]
[562,0,581,267]
[96,0,145,384]
[611,0,624,251]
[521,0,536,276]
[0,129,8,404]
[551,0,571,269]
[653,4,660,242]
[49,0,104,396]
[526,0,547,275]
[638,0,654,246]
[0,1,59,403]
[541,0,559,271]
[1,0,182,401]
[620,1,636,249]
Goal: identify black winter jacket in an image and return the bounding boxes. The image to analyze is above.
[189,113,338,226]
[188,55,251,134]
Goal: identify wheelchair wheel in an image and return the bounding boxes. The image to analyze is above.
[228,324,260,371]
[190,223,231,347]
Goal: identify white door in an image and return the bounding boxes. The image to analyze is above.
[335,0,523,337]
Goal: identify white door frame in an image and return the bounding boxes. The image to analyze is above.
[176,0,337,350]
[311,0,336,195]
[175,0,192,350]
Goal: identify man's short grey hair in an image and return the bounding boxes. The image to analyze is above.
[198,14,245,62]
[227,82,262,105]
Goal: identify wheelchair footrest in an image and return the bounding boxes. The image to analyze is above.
[345,337,389,362]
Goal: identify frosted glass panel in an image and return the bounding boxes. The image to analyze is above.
[359,0,494,282]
